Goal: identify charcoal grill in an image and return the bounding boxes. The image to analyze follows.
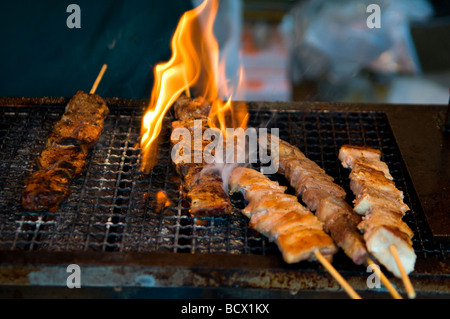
[0,96,449,299]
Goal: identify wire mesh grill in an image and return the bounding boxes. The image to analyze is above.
[0,104,448,267]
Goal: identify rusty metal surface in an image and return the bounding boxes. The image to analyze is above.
[0,250,448,298]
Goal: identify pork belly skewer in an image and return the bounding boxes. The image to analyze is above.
[22,65,109,212]
[266,135,368,264]
[265,136,402,298]
[229,167,337,263]
[339,145,416,298]
[170,94,232,217]
[229,167,362,299]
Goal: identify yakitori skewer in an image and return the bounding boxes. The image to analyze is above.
[170,95,232,217]
[229,166,363,299]
[264,135,400,298]
[338,144,417,299]
[22,64,109,212]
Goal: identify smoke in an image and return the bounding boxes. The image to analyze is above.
[198,126,279,193]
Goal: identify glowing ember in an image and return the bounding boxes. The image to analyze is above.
[155,190,172,213]
[140,0,248,172]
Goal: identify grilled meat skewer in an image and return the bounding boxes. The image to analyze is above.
[22,90,109,212]
[229,167,337,263]
[171,95,232,217]
[339,145,416,278]
[50,91,109,148]
[266,135,368,265]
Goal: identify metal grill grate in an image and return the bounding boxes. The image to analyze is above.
[0,104,448,268]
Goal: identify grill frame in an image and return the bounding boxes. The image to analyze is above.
[0,96,449,298]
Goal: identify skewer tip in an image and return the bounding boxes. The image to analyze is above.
[389,245,416,299]
[315,250,362,299]
[366,257,403,299]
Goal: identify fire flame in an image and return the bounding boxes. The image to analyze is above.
[140,0,248,172]
[155,190,172,213]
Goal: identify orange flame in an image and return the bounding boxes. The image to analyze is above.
[140,0,248,172]
[155,190,172,213]
[208,65,248,134]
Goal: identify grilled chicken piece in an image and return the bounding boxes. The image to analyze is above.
[266,135,369,265]
[339,145,393,180]
[339,145,416,277]
[349,163,409,215]
[229,167,337,264]
[243,193,302,218]
[22,91,109,212]
[271,137,346,200]
[358,207,414,244]
[171,95,231,217]
[351,184,410,216]
[349,163,402,195]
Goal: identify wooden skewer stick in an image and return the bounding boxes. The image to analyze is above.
[366,257,403,299]
[314,250,362,299]
[90,64,108,94]
[390,245,416,299]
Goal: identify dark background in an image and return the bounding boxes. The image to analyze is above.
[0,0,449,102]
[0,0,193,99]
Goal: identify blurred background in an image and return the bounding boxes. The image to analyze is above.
[0,0,449,105]
[239,0,450,105]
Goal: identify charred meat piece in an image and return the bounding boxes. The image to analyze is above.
[52,120,104,147]
[52,91,109,147]
[173,94,211,121]
[316,197,368,265]
[266,135,368,265]
[22,169,72,213]
[46,133,89,149]
[229,167,337,264]
[188,169,232,216]
[339,144,416,278]
[22,91,109,212]
[37,146,88,178]
[171,95,231,217]
[64,90,110,118]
